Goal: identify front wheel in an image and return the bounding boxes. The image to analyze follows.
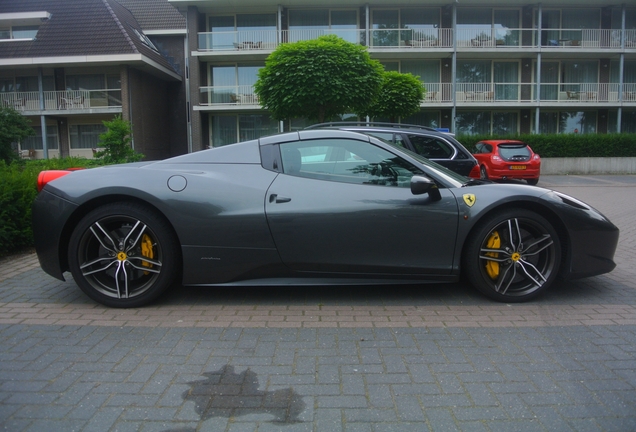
[68,202,180,308]
[463,209,561,302]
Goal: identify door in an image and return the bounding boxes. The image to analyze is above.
[265,137,459,275]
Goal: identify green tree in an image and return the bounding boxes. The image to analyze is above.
[357,71,424,123]
[254,35,384,123]
[0,106,34,164]
[94,115,143,164]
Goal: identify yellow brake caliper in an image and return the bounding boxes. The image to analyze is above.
[140,234,154,274]
[485,231,500,279]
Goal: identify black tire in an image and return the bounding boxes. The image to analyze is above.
[527,178,539,186]
[480,166,488,180]
[463,209,561,302]
[68,202,180,308]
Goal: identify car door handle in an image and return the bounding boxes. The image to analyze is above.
[269,194,291,204]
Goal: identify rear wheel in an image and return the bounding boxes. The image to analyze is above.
[527,178,539,186]
[480,166,489,180]
[68,202,180,308]
[463,209,561,302]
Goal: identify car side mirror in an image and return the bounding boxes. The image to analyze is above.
[411,175,441,201]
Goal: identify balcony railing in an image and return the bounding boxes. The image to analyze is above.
[0,90,122,111]
[456,27,535,48]
[455,82,636,103]
[368,28,453,48]
[539,83,636,102]
[197,28,636,52]
[199,86,260,105]
[198,83,636,107]
[537,28,627,48]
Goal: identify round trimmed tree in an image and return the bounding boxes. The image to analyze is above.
[254,35,384,123]
[357,71,424,123]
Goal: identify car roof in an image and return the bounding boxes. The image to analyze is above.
[306,121,438,132]
[305,122,454,137]
[479,140,527,145]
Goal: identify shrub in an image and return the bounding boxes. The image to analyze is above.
[0,106,34,164]
[0,157,101,256]
[94,115,144,164]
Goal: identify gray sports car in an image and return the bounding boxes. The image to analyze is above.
[33,130,619,308]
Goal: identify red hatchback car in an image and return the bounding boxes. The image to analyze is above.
[473,140,541,185]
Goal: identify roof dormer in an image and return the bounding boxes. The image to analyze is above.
[0,11,51,41]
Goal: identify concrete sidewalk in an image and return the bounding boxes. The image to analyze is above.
[1,176,635,431]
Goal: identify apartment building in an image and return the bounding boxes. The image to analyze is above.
[169,0,636,150]
[0,0,187,160]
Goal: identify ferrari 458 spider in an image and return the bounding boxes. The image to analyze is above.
[33,130,619,307]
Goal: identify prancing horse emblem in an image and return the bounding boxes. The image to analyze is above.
[463,194,476,207]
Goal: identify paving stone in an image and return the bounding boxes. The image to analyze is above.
[0,177,636,430]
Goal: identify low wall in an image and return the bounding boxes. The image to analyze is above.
[541,157,636,175]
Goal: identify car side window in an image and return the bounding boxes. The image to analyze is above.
[364,132,406,148]
[407,135,454,159]
[279,139,423,187]
[474,143,492,154]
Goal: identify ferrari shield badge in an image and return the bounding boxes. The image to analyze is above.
[463,193,476,207]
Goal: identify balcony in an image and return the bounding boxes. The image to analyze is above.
[456,27,533,48]
[197,27,636,52]
[199,86,260,107]
[367,29,453,49]
[538,28,635,48]
[197,83,636,109]
[1,89,122,113]
[455,83,636,104]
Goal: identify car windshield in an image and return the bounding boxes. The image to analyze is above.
[382,140,467,187]
[498,144,531,159]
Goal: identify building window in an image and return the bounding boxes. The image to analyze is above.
[403,111,440,129]
[0,25,39,40]
[455,111,519,135]
[206,14,277,50]
[289,9,358,43]
[70,124,106,149]
[210,114,278,147]
[534,111,597,134]
[21,126,59,150]
[608,110,636,133]
[207,64,261,104]
[65,74,122,107]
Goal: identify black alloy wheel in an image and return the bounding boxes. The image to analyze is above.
[464,209,561,302]
[68,202,180,308]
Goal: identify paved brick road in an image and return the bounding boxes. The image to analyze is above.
[1,176,635,431]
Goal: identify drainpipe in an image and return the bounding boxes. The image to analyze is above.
[38,68,48,159]
[451,3,457,133]
[617,3,626,132]
[184,8,193,153]
[535,3,542,134]
[366,4,370,49]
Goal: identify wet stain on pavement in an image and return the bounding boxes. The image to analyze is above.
[181,364,305,424]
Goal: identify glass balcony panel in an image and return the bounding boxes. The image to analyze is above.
[199,86,259,105]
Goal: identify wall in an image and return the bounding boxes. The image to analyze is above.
[126,68,172,161]
[542,158,636,174]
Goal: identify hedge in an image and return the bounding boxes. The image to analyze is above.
[0,158,101,256]
[457,133,636,158]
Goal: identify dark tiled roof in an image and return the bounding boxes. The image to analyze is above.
[0,0,178,74]
[115,0,185,31]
